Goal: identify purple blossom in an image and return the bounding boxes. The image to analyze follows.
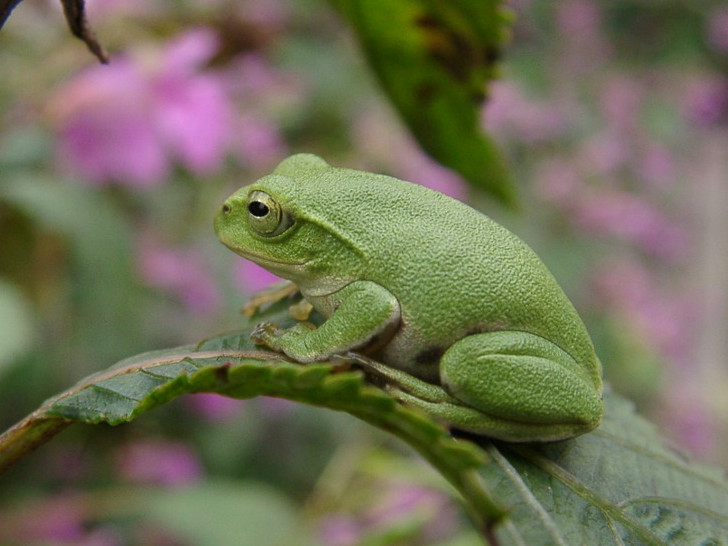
[114,440,202,486]
[235,259,283,292]
[682,75,728,127]
[537,164,687,262]
[534,159,582,204]
[234,112,287,168]
[137,239,221,312]
[317,482,458,545]
[237,0,289,28]
[18,496,87,542]
[663,384,717,456]
[51,29,234,186]
[707,6,728,53]
[53,59,167,186]
[484,82,570,144]
[318,516,361,546]
[581,131,632,174]
[2,495,121,545]
[590,260,694,362]
[574,188,688,262]
[365,484,459,541]
[637,144,676,189]
[556,0,601,38]
[554,0,610,68]
[599,77,644,133]
[186,393,245,421]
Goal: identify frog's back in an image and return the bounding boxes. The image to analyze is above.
[270,157,599,383]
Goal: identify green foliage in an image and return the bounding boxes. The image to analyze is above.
[0,279,34,375]
[138,481,314,546]
[482,396,728,544]
[329,0,516,205]
[1,0,727,544]
[2,299,726,544]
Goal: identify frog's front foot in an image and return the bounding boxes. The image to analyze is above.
[250,321,320,361]
[250,322,285,350]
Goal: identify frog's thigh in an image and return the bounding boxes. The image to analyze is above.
[440,330,600,430]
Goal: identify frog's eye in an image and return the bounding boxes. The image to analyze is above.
[247,190,294,236]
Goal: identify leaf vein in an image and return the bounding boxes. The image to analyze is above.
[487,444,568,546]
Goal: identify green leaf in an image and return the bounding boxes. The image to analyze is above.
[0,278,34,375]
[0,176,145,361]
[478,393,728,545]
[330,0,516,205]
[0,297,726,543]
[139,481,313,546]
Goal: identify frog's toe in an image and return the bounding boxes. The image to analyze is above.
[250,321,283,347]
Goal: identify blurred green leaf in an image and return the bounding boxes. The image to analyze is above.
[0,127,53,170]
[330,0,516,205]
[0,278,34,374]
[0,176,145,362]
[141,481,312,546]
[0,298,726,543]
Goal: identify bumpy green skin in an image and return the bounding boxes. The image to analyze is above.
[215,154,603,442]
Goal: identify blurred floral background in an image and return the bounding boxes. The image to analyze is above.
[0,0,727,544]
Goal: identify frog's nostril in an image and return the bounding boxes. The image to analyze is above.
[222,203,232,214]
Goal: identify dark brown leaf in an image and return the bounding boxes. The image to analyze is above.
[60,0,108,63]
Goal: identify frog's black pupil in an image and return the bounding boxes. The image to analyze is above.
[248,201,269,217]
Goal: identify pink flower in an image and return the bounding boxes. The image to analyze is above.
[235,260,283,292]
[682,76,728,127]
[137,239,221,312]
[18,496,87,542]
[114,440,202,486]
[663,384,717,456]
[553,0,610,68]
[186,393,245,421]
[638,145,676,189]
[366,485,458,540]
[317,483,458,545]
[484,82,570,144]
[599,77,644,133]
[574,188,688,262]
[238,0,290,28]
[590,260,694,362]
[234,112,287,168]
[556,0,601,39]
[537,165,688,263]
[51,29,234,186]
[319,517,361,546]
[0,494,122,545]
[708,7,728,53]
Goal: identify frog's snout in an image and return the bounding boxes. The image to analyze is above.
[214,199,235,238]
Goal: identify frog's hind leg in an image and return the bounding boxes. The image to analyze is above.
[438,330,602,442]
